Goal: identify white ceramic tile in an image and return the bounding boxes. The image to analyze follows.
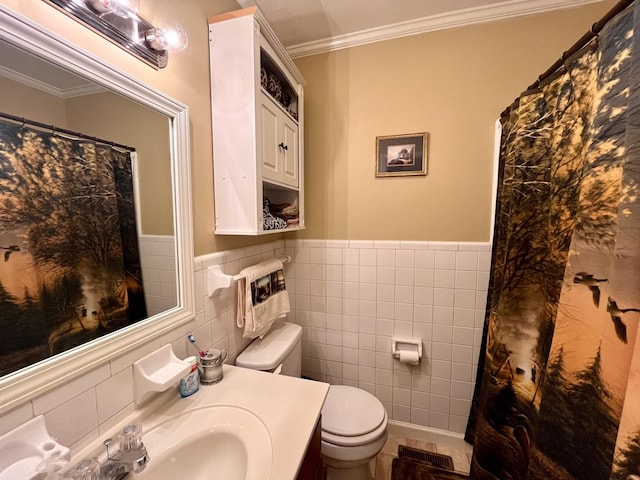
[343,331,359,348]
[450,398,471,417]
[415,250,435,268]
[455,289,476,309]
[325,248,343,265]
[359,266,377,283]
[343,282,359,300]
[395,268,414,286]
[359,315,376,334]
[359,333,377,351]
[376,368,393,387]
[377,249,396,267]
[453,327,475,346]
[309,264,326,281]
[448,415,469,434]
[452,345,474,364]
[376,351,394,370]
[343,315,358,332]
[401,241,429,250]
[0,404,33,437]
[360,249,377,266]
[394,320,413,337]
[377,267,395,285]
[393,371,412,389]
[343,347,359,365]
[326,328,343,346]
[433,306,454,325]
[431,360,452,378]
[413,304,433,324]
[377,284,395,302]
[359,350,376,367]
[344,248,360,266]
[393,405,411,423]
[396,250,415,268]
[376,318,394,336]
[450,381,473,400]
[412,374,431,393]
[395,285,414,304]
[45,388,98,447]
[358,284,376,303]
[343,363,359,381]
[431,342,452,361]
[375,240,402,249]
[343,265,359,283]
[393,388,411,406]
[458,242,491,252]
[377,301,395,319]
[411,408,430,427]
[429,242,458,251]
[455,270,477,289]
[433,288,454,307]
[325,240,349,248]
[412,323,432,342]
[430,394,450,413]
[451,363,473,382]
[434,250,457,269]
[477,252,492,271]
[326,264,343,281]
[376,385,393,403]
[391,300,412,320]
[33,365,110,415]
[435,269,455,288]
[453,308,475,327]
[415,268,434,287]
[414,286,434,305]
[359,300,377,318]
[430,412,450,430]
[359,366,376,384]
[349,240,374,248]
[431,378,452,397]
[455,251,479,270]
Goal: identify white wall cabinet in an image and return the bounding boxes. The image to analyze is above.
[208,7,305,235]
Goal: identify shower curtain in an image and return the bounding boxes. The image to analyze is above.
[466,3,640,480]
[0,118,147,376]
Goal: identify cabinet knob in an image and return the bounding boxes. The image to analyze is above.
[278,142,288,151]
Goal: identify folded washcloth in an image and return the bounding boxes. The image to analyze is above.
[236,258,291,338]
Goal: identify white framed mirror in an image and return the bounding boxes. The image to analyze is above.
[0,4,194,415]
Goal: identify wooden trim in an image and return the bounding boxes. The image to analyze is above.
[208,6,257,25]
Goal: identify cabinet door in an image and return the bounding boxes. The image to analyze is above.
[260,97,281,184]
[281,114,298,188]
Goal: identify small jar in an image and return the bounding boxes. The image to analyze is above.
[198,349,227,385]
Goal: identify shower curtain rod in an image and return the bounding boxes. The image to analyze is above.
[526,0,634,91]
[0,111,136,152]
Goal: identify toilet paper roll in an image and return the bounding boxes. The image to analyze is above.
[398,350,420,365]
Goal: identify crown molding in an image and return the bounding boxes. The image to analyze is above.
[287,0,605,58]
[0,64,105,98]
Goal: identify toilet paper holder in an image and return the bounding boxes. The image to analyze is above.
[392,337,423,361]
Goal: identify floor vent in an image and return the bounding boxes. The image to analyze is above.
[398,445,455,471]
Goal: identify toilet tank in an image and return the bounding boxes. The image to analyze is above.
[235,322,302,377]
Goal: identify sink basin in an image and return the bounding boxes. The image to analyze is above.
[135,405,272,480]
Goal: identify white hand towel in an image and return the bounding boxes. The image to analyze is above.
[236,258,290,339]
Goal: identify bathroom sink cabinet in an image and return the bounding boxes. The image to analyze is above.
[208,7,305,235]
[297,416,324,480]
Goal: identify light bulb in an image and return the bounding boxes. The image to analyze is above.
[145,19,188,53]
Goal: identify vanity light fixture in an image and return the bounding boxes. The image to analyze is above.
[42,0,188,69]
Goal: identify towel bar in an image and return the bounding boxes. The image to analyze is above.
[207,255,291,297]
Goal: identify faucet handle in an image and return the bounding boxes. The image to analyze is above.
[70,457,100,480]
[119,424,143,452]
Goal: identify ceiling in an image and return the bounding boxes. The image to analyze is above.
[237,0,606,57]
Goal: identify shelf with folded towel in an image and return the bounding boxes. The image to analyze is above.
[207,255,291,297]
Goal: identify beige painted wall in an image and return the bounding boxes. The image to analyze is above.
[66,92,173,235]
[0,75,173,235]
[0,0,619,253]
[294,0,618,242]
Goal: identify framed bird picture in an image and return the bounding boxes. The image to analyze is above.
[376,132,428,177]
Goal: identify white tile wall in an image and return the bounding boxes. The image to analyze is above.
[139,235,177,316]
[286,239,491,434]
[0,238,488,458]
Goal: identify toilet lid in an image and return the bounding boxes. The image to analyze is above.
[322,386,386,437]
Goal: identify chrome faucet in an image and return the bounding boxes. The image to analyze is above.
[98,435,149,479]
[70,424,149,480]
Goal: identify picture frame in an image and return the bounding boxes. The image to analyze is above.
[376,132,428,177]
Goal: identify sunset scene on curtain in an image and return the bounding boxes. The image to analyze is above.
[0,120,146,376]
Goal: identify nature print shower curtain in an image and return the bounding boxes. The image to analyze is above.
[467,3,640,480]
[0,118,147,376]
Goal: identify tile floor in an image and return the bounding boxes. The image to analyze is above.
[371,425,472,480]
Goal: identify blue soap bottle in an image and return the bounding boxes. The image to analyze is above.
[180,356,200,397]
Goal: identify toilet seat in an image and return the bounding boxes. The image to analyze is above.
[321,386,387,447]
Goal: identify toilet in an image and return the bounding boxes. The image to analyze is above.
[236,321,389,480]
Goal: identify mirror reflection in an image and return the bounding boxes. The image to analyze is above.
[0,38,177,376]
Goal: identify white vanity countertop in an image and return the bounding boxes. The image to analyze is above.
[81,365,329,480]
